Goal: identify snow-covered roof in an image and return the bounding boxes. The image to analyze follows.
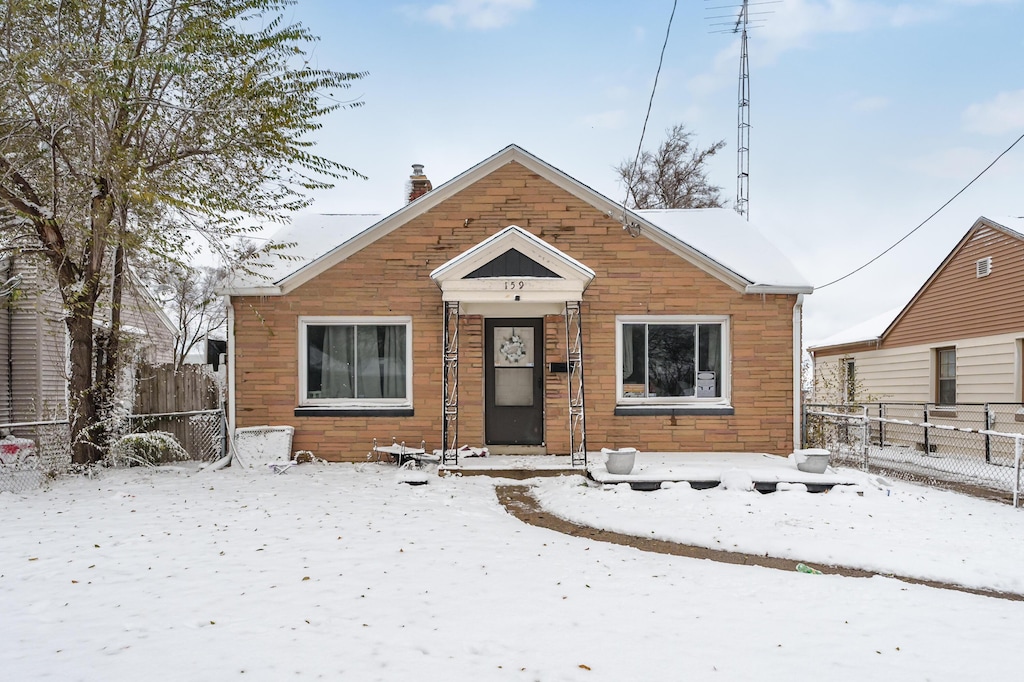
[987,215,1024,237]
[221,145,812,296]
[223,213,382,291]
[807,307,902,351]
[635,208,812,292]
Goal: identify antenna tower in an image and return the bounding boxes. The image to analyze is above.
[707,1,774,221]
[736,1,750,219]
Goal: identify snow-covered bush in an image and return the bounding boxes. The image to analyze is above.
[108,432,190,467]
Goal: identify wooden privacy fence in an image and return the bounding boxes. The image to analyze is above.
[134,363,220,414]
[132,364,224,460]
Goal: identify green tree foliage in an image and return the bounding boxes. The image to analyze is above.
[0,0,365,462]
[615,124,726,210]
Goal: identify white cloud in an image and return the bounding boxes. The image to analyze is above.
[963,90,1024,134]
[687,0,979,98]
[758,1,939,61]
[400,0,534,30]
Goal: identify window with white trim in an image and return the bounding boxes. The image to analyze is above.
[936,347,956,406]
[617,316,730,404]
[299,317,412,407]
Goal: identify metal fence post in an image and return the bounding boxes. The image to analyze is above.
[923,405,930,454]
[1015,436,1022,509]
[861,404,869,470]
[878,403,885,446]
[801,402,807,448]
[984,403,992,463]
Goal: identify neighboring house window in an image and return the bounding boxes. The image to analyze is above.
[845,358,856,403]
[299,317,412,406]
[618,316,729,404]
[936,347,956,406]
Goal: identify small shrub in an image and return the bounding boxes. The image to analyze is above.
[109,432,190,467]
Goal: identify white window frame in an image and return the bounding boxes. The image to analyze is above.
[298,316,413,409]
[615,315,731,406]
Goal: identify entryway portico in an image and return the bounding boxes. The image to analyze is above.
[429,225,595,466]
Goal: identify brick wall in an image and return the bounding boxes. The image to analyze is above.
[232,162,798,460]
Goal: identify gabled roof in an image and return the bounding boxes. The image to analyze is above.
[635,208,811,292]
[221,145,812,296]
[809,215,1024,354]
[429,225,595,312]
[221,213,382,294]
[429,224,595,284]
[807,307,901,352]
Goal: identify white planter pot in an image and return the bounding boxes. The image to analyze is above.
[794,448,830,474]
[602,447,637,475]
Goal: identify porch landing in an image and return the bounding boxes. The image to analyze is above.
[439,451,860,491]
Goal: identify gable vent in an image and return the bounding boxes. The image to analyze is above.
[976,257,992,278]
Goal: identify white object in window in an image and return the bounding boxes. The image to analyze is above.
[617,315,730,405]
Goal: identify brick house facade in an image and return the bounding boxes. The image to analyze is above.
[225,146,812,463]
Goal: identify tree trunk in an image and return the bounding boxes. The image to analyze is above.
[94,240,126,452]
[67,312,101,464]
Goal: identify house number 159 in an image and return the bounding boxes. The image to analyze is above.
[504,280,525,290]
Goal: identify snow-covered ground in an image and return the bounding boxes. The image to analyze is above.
[2,462,1023,681]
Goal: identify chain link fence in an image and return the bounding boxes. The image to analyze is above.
[804,403,1024,507]
[1,410,225,494]
[0,420,72,494]
[126,409,226,462]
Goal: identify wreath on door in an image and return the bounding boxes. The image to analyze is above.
[499,333,527,364]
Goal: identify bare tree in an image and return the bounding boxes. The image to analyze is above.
[0,0,365,463]
[616,124,727,209]
[145,263,227,371]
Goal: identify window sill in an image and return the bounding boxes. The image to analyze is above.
[294,407,414,418]
[614,405,734,417]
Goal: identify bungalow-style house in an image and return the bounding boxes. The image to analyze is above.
[223,145,812,463]
[810,216,1024,410]
[0,254,178,425]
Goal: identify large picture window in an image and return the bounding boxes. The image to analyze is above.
[300,318,411,406]
[618,316,729,404]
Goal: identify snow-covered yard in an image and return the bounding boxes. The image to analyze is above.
[2,462,1023,681]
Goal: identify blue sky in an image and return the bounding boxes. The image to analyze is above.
[280,0,1023,342]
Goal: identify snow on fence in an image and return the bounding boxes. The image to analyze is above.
[0,420,71,494]
[1,410,225,494]
[126,409,225,462]
[803,403,1024,507]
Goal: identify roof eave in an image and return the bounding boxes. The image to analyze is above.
[744,284,814,295]
[220,284,283,297]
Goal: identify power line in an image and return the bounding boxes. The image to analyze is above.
[817,131,1024,290]
[622,0,678,214]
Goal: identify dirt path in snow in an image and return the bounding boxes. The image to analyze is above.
[495,484,1024,603]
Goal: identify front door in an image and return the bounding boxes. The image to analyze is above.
[485,318,544,445]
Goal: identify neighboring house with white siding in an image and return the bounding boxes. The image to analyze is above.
[0,254,178,425]
[809,216,1024,409]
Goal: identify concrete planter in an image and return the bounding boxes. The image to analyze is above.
[794,448,830,474]
[602,447,637,475]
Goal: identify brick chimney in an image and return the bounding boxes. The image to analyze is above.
[408,164,432,203]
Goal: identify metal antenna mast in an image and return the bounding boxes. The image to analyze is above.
[735,1,750,219]
[707,1,774,220]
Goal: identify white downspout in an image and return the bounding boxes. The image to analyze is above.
[793,294,805,452]
[226,296,236,434]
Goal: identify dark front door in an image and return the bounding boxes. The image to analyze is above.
[485,318,544,445]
